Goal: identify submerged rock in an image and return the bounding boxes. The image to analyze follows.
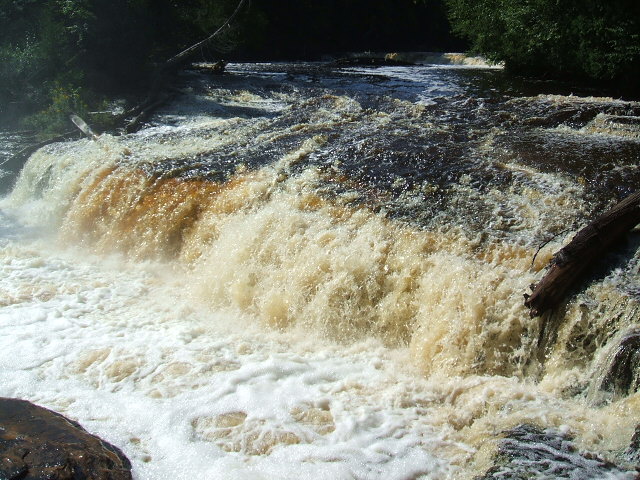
[586,114,640,138]
[0,397,132,480]
[477,424,638,479]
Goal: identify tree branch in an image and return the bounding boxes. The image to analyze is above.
[164,0,249,71]
[120,0,250,133]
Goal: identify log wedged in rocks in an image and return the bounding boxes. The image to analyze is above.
[0,397,132,480]
[476,424,638,479]
[525,190,640,317]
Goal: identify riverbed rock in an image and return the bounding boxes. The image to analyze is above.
[626,425,640,464]
[586,114,640,138]
[0,397,132,480]
[477,424,638,479]
[600,329,640,398]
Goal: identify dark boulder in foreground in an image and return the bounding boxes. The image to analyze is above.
[0,397,132,480]
[477,424,639,479]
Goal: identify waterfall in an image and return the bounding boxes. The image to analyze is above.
[1,61,639,479]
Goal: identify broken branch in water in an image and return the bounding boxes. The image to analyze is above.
[525,191,640,317]
[70,114,99,140]
[163,0,248,71]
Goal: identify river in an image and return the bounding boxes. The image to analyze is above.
[1,57,639,479]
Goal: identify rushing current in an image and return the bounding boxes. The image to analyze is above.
[1,55,640,479]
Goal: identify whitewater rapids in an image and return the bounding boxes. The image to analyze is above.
[1,59,639,479]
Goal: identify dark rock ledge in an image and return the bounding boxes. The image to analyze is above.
[477,424,640,480]
[0,397,132,480]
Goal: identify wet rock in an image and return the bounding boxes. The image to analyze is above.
[477,424,637,479]
[600,329,640,398]
[0,397,132,480]
[586,114,640,138]
[626,425,640,464]
[511,96,640,129]
[520,106,601,128]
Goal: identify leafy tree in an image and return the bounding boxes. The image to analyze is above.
[444,0,640,87]
[0,0,243,129]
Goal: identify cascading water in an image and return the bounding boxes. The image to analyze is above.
[1,58,639,479]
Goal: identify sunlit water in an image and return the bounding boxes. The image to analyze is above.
[1,58,640,479]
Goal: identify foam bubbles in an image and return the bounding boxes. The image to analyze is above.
[2,63,640,479]
[0,237,465,479]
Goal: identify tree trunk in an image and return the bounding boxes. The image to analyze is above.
[525,191,640,317]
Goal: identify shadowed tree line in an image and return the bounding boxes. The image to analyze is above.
[444,0,640,90]
[0,0,245,130]
[240,0,461,60]
[1,0,638,132]
[0,0,462,131]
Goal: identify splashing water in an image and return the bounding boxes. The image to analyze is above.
[1,61,640,479]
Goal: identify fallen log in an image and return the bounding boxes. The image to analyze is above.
[123,92,171,133]
[525,190,640,317]
[161,0,247,72]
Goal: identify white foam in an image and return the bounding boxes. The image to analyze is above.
[1,221,637,478]
[0,235,464,479]
[1,64,639,479]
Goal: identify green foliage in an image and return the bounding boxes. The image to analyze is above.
[0,0,241,129]
[444,0,640,86]
[24,82,89,135]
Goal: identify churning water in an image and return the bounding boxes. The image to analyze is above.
[1,58,640,479]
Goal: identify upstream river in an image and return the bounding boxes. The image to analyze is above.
[1,57,640,479]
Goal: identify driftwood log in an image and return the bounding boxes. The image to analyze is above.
[525,191,640,317]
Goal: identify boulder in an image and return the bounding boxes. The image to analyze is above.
[626,425,640,464]
[477,424,638,479]
[0,397,132,480]
[600,329,640,397]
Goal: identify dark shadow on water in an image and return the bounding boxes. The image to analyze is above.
[0,130,36,195]
[0,173,17,195]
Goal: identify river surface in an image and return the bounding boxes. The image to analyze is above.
[1,57,640,479]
